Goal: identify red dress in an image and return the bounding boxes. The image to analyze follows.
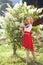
[22,24,34,51]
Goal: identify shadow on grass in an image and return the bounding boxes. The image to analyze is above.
[30,60,43,65]
[12,54,43,65]
[15,53,26,62]
[13,61,43,65]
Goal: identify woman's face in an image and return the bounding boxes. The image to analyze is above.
[26,18,31,24]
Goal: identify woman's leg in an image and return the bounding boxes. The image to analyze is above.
[26,49,30,63]
[31,51,36,61]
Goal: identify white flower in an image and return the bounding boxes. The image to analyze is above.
[13,3,20,10]
[37,8,43,13]
[19,13,24,18]
[19,1,23,6]
[13,2,27,10]
[15,22,20,26]
[0,16,5,25]
[14,39,17,41]
[6,5,13,14]
[7,3,11,8]
[24,10,27,14]
[6,7,13,13]
[15,30,18,34]
[14,17,17,21]
[39,14,43,18]
[5,12,15,20]
[39,24,43,29]
[23,2,27,6]
[27,5,32,9]
[13,2,22,10]
[28,8,37,14]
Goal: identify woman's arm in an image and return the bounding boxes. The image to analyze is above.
[19,19,25,31]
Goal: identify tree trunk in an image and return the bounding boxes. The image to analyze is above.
[13,45,17,55]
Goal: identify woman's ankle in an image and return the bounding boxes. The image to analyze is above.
[33,58,36,62]
[26,59,30,63]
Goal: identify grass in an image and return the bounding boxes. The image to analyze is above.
[0,44,43,65]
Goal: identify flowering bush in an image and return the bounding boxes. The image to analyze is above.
[5,2,43,22]
[3,2,43,54]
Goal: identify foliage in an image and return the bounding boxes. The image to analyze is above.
[2,2,43,49]
[31,25,43,52]
[5,2,43,22]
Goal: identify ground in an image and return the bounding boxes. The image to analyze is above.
[0,44,43,65]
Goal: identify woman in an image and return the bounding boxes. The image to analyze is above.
[21,16,36,64]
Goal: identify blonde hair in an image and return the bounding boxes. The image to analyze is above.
[26,16,33,24]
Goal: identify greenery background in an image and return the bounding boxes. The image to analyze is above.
[0,0,43,65]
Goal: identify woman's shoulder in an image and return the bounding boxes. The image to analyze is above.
[25,24,32,27]
[25,24,29,28]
